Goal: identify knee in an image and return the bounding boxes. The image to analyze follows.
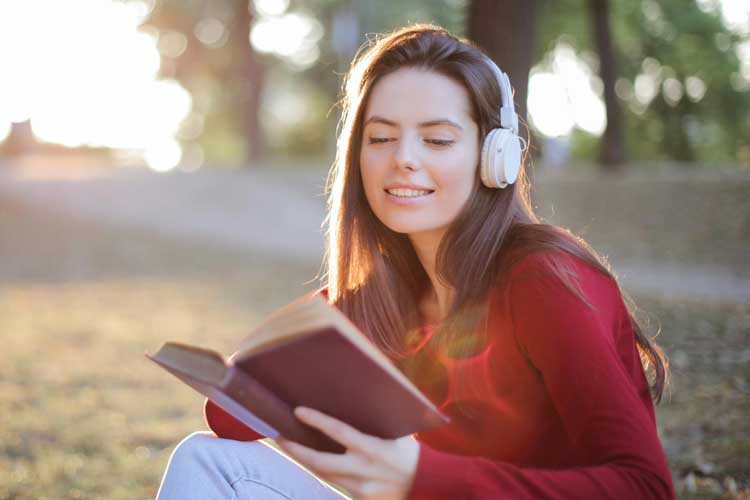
[167,432,271,473]
[167,431,219,470]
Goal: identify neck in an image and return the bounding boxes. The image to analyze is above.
[409,229,453,321]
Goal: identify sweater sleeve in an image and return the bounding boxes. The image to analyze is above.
[409,254,675,500]
[203,349,264,441]
[203,397,264,442]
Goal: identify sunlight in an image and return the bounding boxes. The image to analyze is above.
[144,138,183,172]
[250,12,323,70]
[527,73,575,137]
[254,0,290,17]
[0,0,191,171]
[721,1,750,35]
[527,42,607,138]
[697,0,750,35]
[0,121,10,143]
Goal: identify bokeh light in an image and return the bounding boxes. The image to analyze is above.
[194,17,228,49]
[527,42,606,138]
[250,12,323,70]
[254,0,290,17]
[158,30,188,59]
[144,138,183,172]
[662,78,684,107]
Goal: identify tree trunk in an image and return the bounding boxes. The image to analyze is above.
[467,0,536,143]
[2,120,36,156]
[231,0,265,165]
[663,104,695,162]
[588,0,626,169]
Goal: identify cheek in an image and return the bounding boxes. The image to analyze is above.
[437,151,478,201]
[359,152,383,203]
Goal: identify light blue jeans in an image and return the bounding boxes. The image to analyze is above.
[156,432,351,500]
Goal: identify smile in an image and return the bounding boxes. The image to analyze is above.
[385,188,434,198]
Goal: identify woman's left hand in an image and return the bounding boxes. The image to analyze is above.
[275,407,420,500]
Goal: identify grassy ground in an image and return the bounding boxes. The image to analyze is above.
[532,170,750,274]
[1,197,748,499]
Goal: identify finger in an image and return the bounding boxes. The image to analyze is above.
[326,477,382,499]
[276,437,369,478]
[325,476,361,496]
[294,407,385,457]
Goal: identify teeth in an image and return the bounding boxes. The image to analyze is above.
[387,188,432,197]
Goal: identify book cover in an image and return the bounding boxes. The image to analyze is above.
[146,295,449,453]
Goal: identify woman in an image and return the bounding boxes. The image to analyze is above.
[156,24,674,499]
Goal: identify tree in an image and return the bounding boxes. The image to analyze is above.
[588,0,625,167]
[229,0,265,162]
[2,121,36,157]
[537,0,748,166]
[467,0,537,142]
[144,0,267,166]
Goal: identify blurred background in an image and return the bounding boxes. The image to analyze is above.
[0,0,748,499]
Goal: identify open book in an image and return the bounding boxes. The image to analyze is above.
[146,293,449,453]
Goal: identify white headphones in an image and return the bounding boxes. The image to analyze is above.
[479,56,526,189]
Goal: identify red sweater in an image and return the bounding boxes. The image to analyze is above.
[203,251,675,499]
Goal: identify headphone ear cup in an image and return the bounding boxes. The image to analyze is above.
[499,132,521,186]
[481,128,521,188]
[480,128,499,188]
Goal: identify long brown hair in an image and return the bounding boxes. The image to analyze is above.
[322,24,668,403]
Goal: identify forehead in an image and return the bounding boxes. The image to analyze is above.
[363,67,474,125]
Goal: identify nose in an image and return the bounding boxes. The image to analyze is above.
[394,133,419,171]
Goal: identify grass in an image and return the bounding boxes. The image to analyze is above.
[532,171,750,274]
[1,195,748,499]
[639,297,750,498]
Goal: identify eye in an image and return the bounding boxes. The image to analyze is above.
[367,137,392,145]
[426,139,455,147]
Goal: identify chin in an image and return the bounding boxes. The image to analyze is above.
[379,220,413,234]
[378,218,416,234]
[380,218,444,237]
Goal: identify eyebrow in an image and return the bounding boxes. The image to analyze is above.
[363,115,464,131]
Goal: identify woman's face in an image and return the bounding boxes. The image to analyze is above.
[359,67,480,244]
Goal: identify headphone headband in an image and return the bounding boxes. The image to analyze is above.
[482,56,519,135]
[478,54,524,190]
